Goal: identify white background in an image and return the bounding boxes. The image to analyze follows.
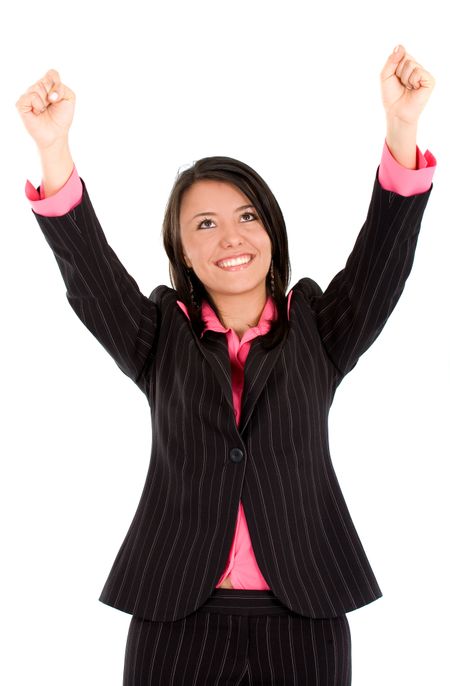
[2,0,449,683]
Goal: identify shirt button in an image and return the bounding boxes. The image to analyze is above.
[229,447,244,463]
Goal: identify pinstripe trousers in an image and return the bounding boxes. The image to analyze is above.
[123,588,352,685]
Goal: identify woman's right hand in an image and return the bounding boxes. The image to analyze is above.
[15,69,76,150]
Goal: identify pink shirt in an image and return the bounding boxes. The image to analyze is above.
[25,140,437,589]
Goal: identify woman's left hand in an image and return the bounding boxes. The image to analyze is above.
[380,44,435,126]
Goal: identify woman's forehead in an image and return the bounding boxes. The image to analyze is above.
[181,179,251,215]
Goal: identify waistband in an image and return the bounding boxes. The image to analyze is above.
[197,588,299,616]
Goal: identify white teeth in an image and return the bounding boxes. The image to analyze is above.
[217,255,253,268]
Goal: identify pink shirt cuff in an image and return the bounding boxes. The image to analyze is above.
[25,163,83,216]
[378,138,436,196]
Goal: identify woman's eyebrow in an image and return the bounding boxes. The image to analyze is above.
[190,204,255,221]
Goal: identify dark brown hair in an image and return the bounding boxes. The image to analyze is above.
[162,155,292,350]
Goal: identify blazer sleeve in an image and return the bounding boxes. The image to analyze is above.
[299,165,434,380]
[31,177,160,392]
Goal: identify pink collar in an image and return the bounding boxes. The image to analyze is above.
[199,295,276,339]
[176,289,293,333]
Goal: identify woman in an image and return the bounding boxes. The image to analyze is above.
[16,44,436,685]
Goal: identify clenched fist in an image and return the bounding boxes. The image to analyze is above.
[380,45,435,126]
[15,69,76,150]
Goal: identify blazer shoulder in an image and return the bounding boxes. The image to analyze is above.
[149,283,179,307]
[291,276,323,301]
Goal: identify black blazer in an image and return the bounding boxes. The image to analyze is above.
[32,167,433,621]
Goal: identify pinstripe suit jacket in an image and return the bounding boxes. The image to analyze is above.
[32,166,433,621]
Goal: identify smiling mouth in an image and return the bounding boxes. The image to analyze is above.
[215,254,255,270]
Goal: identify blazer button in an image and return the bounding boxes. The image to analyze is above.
[229,447,244,463]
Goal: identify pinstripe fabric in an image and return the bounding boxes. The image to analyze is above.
[31,165,433,623]
[123,589,352,685]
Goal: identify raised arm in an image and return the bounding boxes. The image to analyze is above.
[299,45,437,380]
[17,69,160,394]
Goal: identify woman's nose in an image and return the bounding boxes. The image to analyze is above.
[220,224,244,244]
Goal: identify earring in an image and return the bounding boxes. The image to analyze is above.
[270,258,275,297]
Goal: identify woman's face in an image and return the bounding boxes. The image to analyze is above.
[179,179,272,301]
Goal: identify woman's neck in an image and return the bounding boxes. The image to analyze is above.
[212,288,269,335]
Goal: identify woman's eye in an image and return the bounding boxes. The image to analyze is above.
[198,218,214,229]
[197,212,258,230]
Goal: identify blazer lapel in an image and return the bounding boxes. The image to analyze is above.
[199,329,235,415]
[199,326,288,436]
[239,329,288,435]
[170,289,289,436]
